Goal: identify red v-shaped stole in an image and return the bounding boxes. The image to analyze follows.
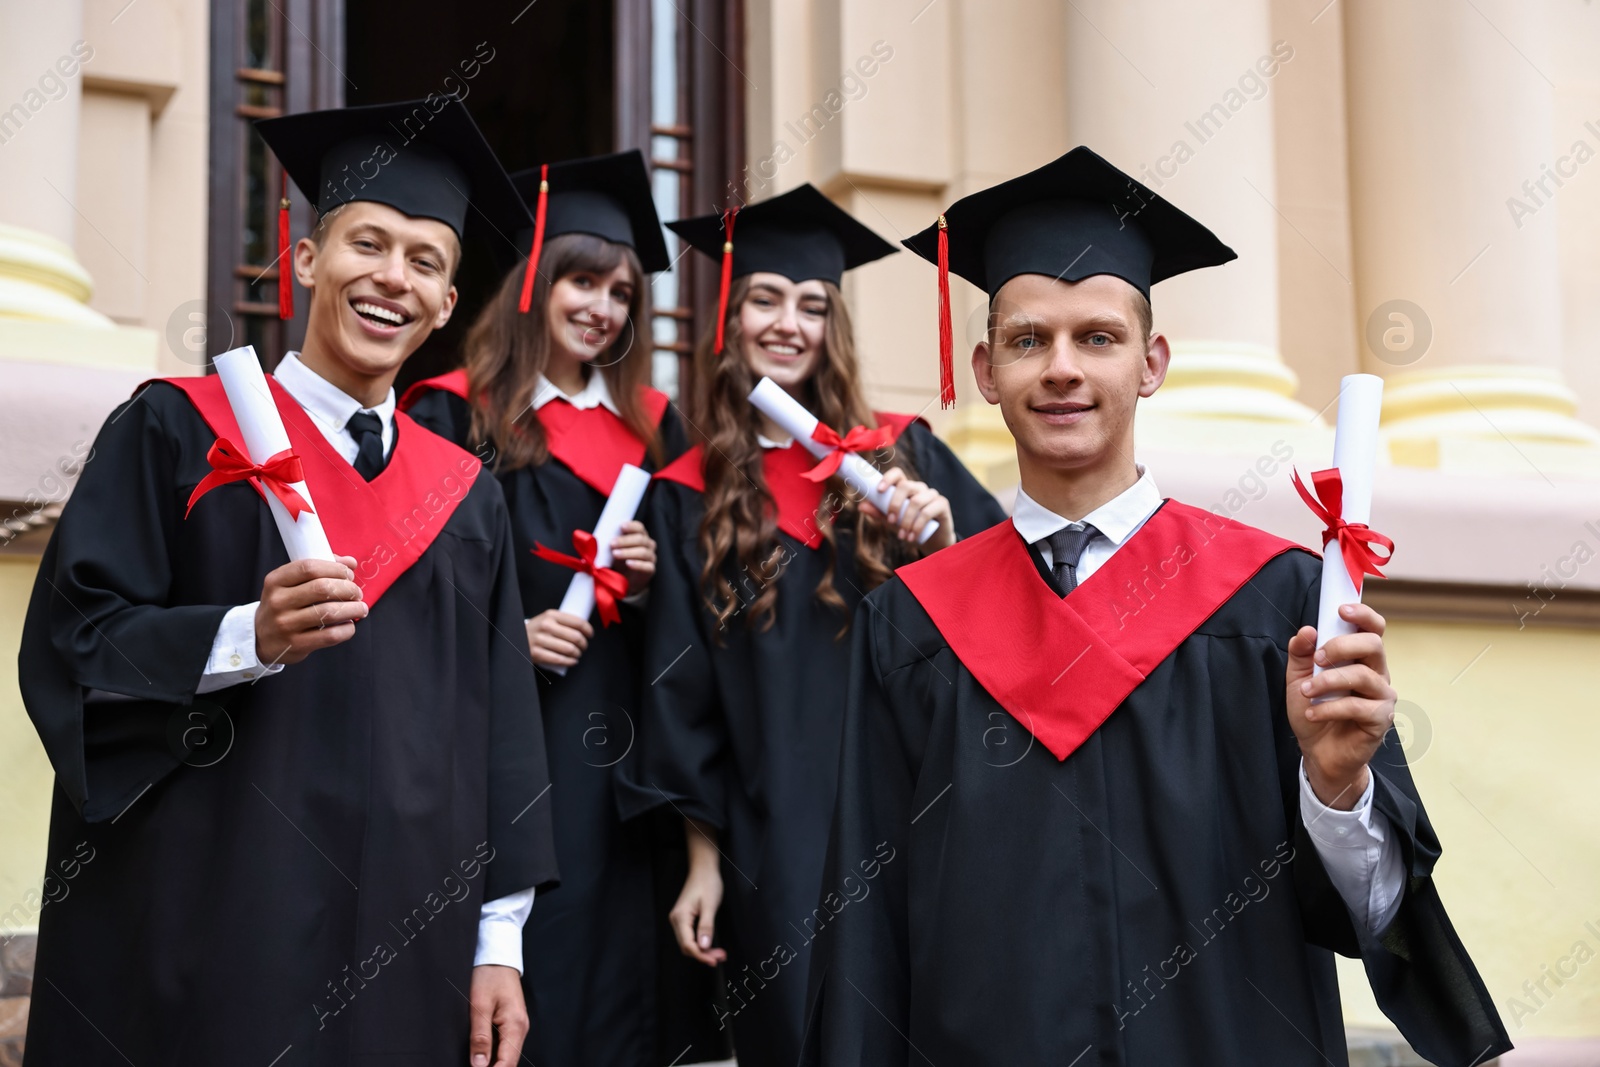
[538,389,668,495]
[400,371,669,496]
[155,374,483,607]
[897,501,1307,761]
[651,412,927,549]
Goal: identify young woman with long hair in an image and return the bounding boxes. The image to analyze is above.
[402,150,721,1067]
[630,185,1007,1066]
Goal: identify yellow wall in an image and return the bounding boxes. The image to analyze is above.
[1336,617,1600,1038]
[0,558,51,934]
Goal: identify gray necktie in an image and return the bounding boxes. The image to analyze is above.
[1044,524,1100,595]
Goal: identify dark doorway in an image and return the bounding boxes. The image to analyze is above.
[344,0,616,391]
[208,0,741,401]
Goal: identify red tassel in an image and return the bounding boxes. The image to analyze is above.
[713,206,739,354]
[518,164,550,314]
[277,172,293,320]
[936,214,954,409]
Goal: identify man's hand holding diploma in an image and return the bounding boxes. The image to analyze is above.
[254,554,367,665]
[1286,602,1397,811]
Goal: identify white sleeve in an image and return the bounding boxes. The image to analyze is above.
[1299,761,1406,935]
[475,887,537,973]
[195,603,285,694]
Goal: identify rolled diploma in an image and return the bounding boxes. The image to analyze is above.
[747,376,938,545]
[211,346,336,562]
[548,463,652,676]
[1312,373,1384,689]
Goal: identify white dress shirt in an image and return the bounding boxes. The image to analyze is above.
[530,371,651,614]
[531,369,620,415]
[194,352,536,972]
[1012,467,1405,935]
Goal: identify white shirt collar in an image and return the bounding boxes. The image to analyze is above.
[273,351,396,437]
[756,433,790,450]
[1011,465,1163,549]
[531,371,621,417]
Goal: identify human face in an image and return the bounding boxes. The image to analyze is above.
[294,201,458,389]
[546,259,636,364]
[737,272,828,390]
[972,272,1167,477]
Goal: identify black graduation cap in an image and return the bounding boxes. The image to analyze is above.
[668,183,898,287]
[668,183,898,351]
[509,150,669,273]
[256,99,530,318]
[903,146,1236,406]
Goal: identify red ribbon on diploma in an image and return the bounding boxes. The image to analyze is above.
[1292,466,1394,591]
[532,530,630,626]
[800,423,897,483]
[186,437,315,520]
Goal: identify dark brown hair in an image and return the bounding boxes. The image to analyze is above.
[460,233,659,471]
[687,274,920,634]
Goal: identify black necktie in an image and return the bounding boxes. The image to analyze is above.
[1044,524,1100,596]
[346,411,386,481]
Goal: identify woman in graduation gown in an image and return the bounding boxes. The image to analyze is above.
[629,185,1008,1067]
[402,150,720,1067]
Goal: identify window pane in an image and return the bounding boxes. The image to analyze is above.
[244,130,267,264]
[246,0,270,69]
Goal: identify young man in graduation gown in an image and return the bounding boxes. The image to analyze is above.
[18,99,558,1067]
[800,148,1510,1067]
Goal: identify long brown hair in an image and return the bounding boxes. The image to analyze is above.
[461,233,659,471]
[688,274,920,634]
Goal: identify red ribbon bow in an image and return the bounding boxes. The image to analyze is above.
[800,423,896,482]
[1291,466,1394,591]
[531,530,630,626]
[186,437,315,520]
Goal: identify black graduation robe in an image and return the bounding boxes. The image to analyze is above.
[403,372,727,1067]
[19,374,559,1067]
[629,418,1008,1067]
[799,501,1512,1067]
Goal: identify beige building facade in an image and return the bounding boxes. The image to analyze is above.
[1,0,1597,1060]
[747,0,1600,1058]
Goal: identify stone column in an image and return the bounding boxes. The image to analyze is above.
[1344,0,1600,472]
[1058,0,1320,445]
[0,0,108,328]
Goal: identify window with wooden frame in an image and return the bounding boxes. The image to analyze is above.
[617,0,745,401]
[206,0,343,369]
[206,0,741,400]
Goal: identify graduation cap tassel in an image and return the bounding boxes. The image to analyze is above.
[277,172,293,320]
[713,206,739,354]
[517,163,550,314]
[936,214,955,409]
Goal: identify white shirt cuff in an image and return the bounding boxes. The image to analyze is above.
[195,603,285,694]
[1299,760,1406,936]
[475,887,536,973]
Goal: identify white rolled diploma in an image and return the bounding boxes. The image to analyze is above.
[746,376,938,545]
[1312,373,1384,689]
[211,346,336,562]
[548,462,653,676]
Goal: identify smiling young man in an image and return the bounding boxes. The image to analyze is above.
[19,100,557,1067]
[799,148,1509,1067]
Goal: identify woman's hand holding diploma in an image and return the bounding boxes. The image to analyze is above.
[526,610,594,669]
[609,519,657,595]
[860,468,955,549]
